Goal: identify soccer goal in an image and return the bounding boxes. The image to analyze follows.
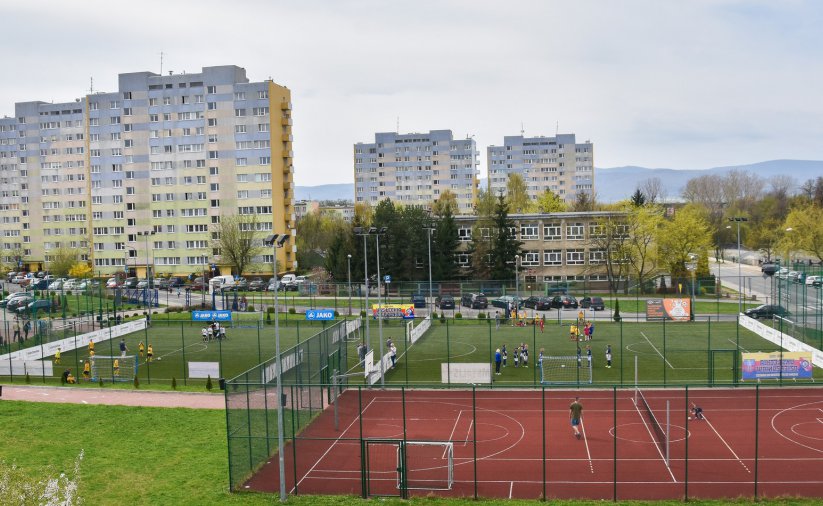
[540,355,593,385]
[399,441,454,491]
[90,355,138,383]
[231,311,264,328]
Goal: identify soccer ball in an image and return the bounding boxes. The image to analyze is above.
[561,364,566,368]
[157,357,162,361]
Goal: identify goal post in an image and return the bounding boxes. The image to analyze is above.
[540,355,593,385]
[399,441,454,491]
[230,311,264,328]
[90,355,138,383]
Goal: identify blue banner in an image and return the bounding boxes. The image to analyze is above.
[192,310,232,322]
[305,309,335,321]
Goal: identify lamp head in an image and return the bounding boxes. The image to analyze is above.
[263,234,278,246]
[276,234,290,247]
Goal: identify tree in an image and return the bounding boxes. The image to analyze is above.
[656,205,713,279]
[629,189,646,207]
[49,247,81,277]
[626,205,664,293]
[639,176,666,204]
[0,246,25,274]
[432,193,459,281]
[432,189,458,217]
[535,189,566,213]
[296,212,348,270]
[211,214,264,276]
[571,191,596,212]
[587,212,632,295]
[68,262,93,279]
[473,187,497,217]
[489,195,524,280]
[505,173,533,213]
[783,204,823,262]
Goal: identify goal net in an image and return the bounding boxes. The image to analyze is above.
[231,311,264,328]
[400,441,454,491]
[90,355,138,383]
[540,355,593,385]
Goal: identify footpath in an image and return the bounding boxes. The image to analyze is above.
[0,384,224,409]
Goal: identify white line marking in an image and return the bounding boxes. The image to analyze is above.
[463,420,474,447]
[580,417,594,474]
[730,339,750,352]
[633,397,677,482]
[640,332,675,369]
[294,397,376,491]
[446,410,462,444]
[508,481,514,498]
[695,404,751,473]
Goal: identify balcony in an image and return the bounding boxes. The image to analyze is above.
[280,117,292,126]
[280,101,291,110]
[281,133,292,142]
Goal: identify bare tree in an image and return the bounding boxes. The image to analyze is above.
[639,176,667,204]
[211,213,264,276]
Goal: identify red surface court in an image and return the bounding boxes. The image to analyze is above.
[244,387,823,500]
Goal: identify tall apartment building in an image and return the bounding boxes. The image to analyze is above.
[354,130,479,212]
[487,134,594,203]
[0,65,295,277]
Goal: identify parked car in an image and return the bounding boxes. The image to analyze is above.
[523,296,552,310]
[248,278,266,291]
[18,299,52,316]
[6,296,34,311]
[0,292,32,308]
[123,277,140,289]
[105,277,121,289]
[155,278,170,290]
[491,295,524,310]
[5,271,17,282]
[462,293,489,310]
[62,279,80,291]
[235,277,249,291]
[435,295,455,310]
[47,280,64,291]
[30,279,50,290]
[411,294,427,308]
[266,278,280,291]
[761,263,779,276]
[136,279,156,289]
[279,273,298,291]
[787,271,802,283]
[12,274,26,284]
[167,277,186,290]
[210,275,237,293]
[580,296,605,310]
[551,295,579,309]
[805,275,820,287]
[190,277,207,291]
[744,304,789,320]
[777,267,789,279]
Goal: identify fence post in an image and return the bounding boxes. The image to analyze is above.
[487,319,493,385]
[684,385,689,500]
[181,322,187,386]
[358,386,366,498]
[533,320,537,386]
[662,317,667,386]
[401,386,408,499]
[613,385,617,502]
[542,385,546,501]
[619,319,624,386]
[754,384,760,499]
[472,385,478,500]
[446,318,450,387]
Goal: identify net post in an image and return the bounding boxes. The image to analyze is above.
[472,384,478,500]
[754,384,760,499]
[634,355,638,403]
[684,385,689,501]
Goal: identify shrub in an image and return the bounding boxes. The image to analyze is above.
[455,312,463,319]
[360,310,367,317]
[247,305,254,312]
[25,373,31,384]
[98,376,104,387]
[478,312,486,319]
[133,376,140,389]
[440,314,446,324]
[171,377,177,390]
[613,299,622,322]
[288,308,296,314]
[66,290,72,296]
[205,375,213,391]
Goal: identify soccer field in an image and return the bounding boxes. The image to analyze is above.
[346,318,820,387]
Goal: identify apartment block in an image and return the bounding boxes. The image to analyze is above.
[354,130,479,212]
[487,134,594,203]
[0,65,295,277]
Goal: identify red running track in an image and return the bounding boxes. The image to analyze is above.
[242,387,823,500]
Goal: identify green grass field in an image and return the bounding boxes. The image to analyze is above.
[340,318,821,387]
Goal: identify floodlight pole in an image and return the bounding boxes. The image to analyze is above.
[362,234,370,353]
[375,231,386,388]
[425,226,434,316]
[346,254,352,316]
[265,234,289,502]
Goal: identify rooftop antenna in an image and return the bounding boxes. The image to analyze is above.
[556,121,559,136]
[520,122,525,136]
[396,116,400,134]
[89,77,94,94]
[159,51,164,75]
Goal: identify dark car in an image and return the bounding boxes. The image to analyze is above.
[17,299,52,315]
[551,295,579,309]
[411,294,427,308]
[155,278,170,290]
[744,304,788,320]
[190,277,207,291]
[123,277,139,289]
[435,295,455,310]
[248,278,266,291]
[30,279,50,290]
[167,277,186,290]
[580,296,605,310]
[523,296,552,310]
[7,296,34,311]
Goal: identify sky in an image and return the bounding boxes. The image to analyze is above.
[2,0,821,186]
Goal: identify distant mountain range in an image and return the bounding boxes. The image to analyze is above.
[295,159,823,204]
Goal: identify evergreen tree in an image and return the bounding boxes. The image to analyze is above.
[630,188,646,207]
[432,201,459,281]
[489,195,524,280]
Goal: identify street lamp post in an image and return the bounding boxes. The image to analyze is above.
[729,217,748,314]
[514,254,520,297]
[354,226,388,387]
[685,253,698,321]
[346,254,352,316]
[137,231,155,310]
[425,226,435,317]
[264,233,290,503]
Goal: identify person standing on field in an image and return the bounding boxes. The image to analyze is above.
[570,397,584,439]
[494,348,502,375]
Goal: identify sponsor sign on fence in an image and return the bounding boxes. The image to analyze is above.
[371,304,415,319]
[742,351,814,380]
[646,298,691,321]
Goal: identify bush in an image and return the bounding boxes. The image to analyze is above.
[25,373,31,384]
[267,306,275,314]
[66,290,72,296]
[440,314,446,324]
[613,299,622,322]
[288,307,296,314]
[247,305,254,312]
[171,377,177,390]
[98,376,104,387]
[455,312,463,319]
[206,375,213,391]
[133,376,140,389]
[360,310,367,317]
[478,312,486,319]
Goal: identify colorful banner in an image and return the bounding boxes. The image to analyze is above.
[741,352,814,380]
[645,298,691,321]
[371,304,415,319]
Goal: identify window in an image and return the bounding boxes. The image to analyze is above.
[543,250,562,266]
[520,224,538,240]
[458,227,472,241]
[566,223,584,240]
[235,109,246,117]
[234,92,246,100]
[566,249,585,265]
[207,85,217,94]
[589,250,606,265]
[207,102,217,110]
[521,251,540,266]
[235,125,246,134]
[258,123,269,132]
[543,223,561,240]
[237,190,249,199]
[208,118,217,127]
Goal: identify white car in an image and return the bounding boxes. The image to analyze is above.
[62,279,79,290]
[48,280,64,290]
[806,275,821,286]
[12,275,26,284]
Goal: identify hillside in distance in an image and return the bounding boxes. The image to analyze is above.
[295,160,823,204]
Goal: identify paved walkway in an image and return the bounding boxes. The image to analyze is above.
[0,384,224,409]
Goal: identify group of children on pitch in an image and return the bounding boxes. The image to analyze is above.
[57,339,154,383]
[201,321,227,342]
[500,343,531,369]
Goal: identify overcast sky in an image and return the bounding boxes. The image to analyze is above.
[2,0,821,186]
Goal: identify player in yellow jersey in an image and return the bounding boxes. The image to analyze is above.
[113,358,120,377]
[54,348,61,365]
[147,344,154,362]
[138,341,145,358]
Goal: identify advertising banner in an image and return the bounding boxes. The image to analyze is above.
[741,351,814,380]
[371,304,415,319]
[645,298,691,321]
